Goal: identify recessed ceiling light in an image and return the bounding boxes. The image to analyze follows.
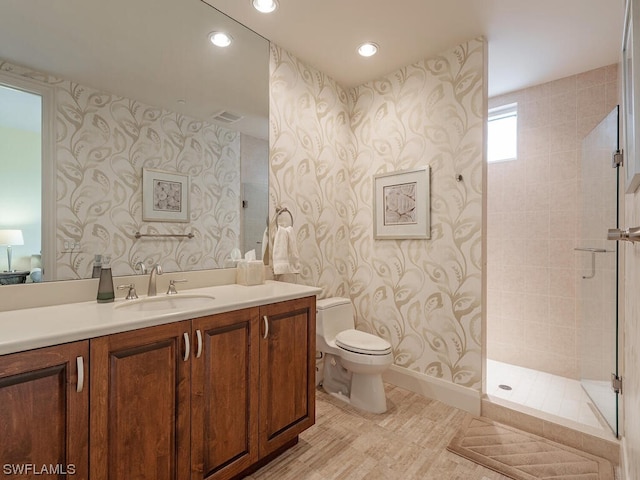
[357,42,379,57]
[252,0,278,13]
[209,31,233,48]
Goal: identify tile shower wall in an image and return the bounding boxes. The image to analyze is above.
[579,109,618,385]
[487,65,619,379]
[270,38,485,388]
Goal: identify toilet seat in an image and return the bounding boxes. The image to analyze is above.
[335,329,392,355]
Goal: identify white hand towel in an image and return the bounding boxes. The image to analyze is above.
[273,226,300,275]
[285,227,301,273]
[261,226,269,261]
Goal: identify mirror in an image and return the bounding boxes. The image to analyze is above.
[0,0,269,283]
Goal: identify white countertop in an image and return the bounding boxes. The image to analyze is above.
[0,281,322,356]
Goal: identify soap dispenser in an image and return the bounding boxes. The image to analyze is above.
[97,255,115,303]
[92,254,102,278]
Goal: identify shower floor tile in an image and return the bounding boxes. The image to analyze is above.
[486,359,608,433]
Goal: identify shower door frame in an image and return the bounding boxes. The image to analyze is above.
[578,105,622,438]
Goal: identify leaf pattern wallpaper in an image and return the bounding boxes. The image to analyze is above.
[269,45,353,295]
[1,59,241,280]
[5,33,485,390]
[270,38,485,389]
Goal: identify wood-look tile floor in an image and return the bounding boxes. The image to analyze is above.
[246,384,511,480]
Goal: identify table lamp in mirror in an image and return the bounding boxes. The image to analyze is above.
[0,229,24,272]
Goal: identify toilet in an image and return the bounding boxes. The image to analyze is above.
[316,297,393,413]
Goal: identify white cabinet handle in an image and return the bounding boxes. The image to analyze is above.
[76,356,84,393]
[195,329,203,358]
[183,332,190,362]
[263,315,269,339]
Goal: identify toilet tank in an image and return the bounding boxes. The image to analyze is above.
[316,297,355,343]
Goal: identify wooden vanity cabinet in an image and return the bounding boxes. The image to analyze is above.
[190,307,260,480]
[192,295,317,479]
[258,296,316,457]
[1,295,315,480]
[0,341,89,479]
[90,314,257,480]
[89,320,191,480]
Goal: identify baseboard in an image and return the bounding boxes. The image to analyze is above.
[382,364,481,415]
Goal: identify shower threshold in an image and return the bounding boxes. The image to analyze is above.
[485,359,612,439]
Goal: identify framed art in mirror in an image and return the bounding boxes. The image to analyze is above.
[142,168,190,223]
[623,0,640,193]
[373,166,430,239]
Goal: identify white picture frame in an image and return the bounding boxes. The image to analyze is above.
[373,166,430,239]
[623,0,640,192]
[142,168,190,222]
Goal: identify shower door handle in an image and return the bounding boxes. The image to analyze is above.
[607,227,640,242]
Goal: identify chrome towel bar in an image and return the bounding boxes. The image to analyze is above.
[574,247,614,279]
[275,206,294,226]
[134,231,194,239]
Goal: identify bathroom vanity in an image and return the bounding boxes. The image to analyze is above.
[0,281,320,480]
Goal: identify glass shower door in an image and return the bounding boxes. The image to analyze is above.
[578,106,620,437]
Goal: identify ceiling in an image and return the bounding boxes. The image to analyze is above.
[206,0,625,97]
[0,0,625,139]
[0,0,270,139]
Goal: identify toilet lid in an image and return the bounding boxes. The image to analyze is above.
[335,329,392,355]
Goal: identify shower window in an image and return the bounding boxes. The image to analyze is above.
[488,103,518,163]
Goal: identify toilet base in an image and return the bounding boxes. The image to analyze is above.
[321,354,351,397]
[328,391,351,405]
[350,372,387,414]
[321,353,388,414]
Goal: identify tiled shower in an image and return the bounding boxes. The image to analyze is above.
[486,64,619,433]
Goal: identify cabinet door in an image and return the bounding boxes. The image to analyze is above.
[90,321,191,480]
[191,308,259,480]
[258,296,316,456]
[0,341,89,479]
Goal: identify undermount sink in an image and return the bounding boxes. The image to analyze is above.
[114,294,216,312]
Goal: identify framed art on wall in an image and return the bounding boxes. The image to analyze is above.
[142,168,190,222]
[373,166,430,239]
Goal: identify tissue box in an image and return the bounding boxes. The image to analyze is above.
[236,260,265,286]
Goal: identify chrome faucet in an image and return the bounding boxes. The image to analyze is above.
[134,261,147,275]
[147,264,163,296]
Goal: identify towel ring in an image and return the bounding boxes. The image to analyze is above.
[275,206,294,226]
